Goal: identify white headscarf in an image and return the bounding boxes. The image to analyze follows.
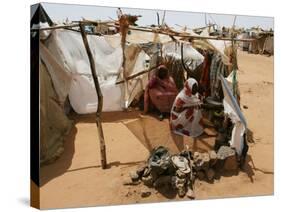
[184,78,198,92]
[181,78,201,107]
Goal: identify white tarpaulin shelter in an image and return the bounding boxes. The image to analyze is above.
[41,28,205,114]
[43,29,152,113]
[43,30,124,113]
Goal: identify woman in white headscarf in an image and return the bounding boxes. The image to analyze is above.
[170,78,204,137]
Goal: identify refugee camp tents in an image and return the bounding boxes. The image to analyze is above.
[244,28,274,55]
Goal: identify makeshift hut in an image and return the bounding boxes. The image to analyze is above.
[32,5,251,169]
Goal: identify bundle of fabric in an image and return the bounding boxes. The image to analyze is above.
[148,146,174,178]
[143,146,194,198]
[199,51,213,96]
[125,145,241,199]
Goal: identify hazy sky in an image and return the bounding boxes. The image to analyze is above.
[41,2,274,30]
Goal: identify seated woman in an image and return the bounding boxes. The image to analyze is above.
[144,65,178,120]
[170,78,204,137]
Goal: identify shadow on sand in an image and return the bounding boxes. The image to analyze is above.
[197,154,273,185]
[40,111,184,187]
[69,111,142,123]
[66,160,146,173]
[40,111,268,190]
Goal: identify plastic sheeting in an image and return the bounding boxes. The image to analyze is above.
[69,75,123,113]
[104,34,122,48]
[162,41,204,71]
[220,74,247,156]
[44,29,123,79]
[43,29,150,113]
[44,30,123,113]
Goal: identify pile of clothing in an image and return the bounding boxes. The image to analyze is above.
[126,145,240,199]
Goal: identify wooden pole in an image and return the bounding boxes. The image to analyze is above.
[231,37,238,99]
[32,21,255,42]
[31,23,80,31]
[157,12,160,26]
[79,22,107,169]
[161,10,166,27]
[31,20,111,31]
[115,66,157,85]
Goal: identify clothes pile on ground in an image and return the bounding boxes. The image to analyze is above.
[124,145,242,199]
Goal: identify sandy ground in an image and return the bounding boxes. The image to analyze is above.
[40,50,274,209]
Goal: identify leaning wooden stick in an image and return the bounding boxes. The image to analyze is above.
[32,20,255,42]
[79,22,107,169]
[115,66,157,85]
